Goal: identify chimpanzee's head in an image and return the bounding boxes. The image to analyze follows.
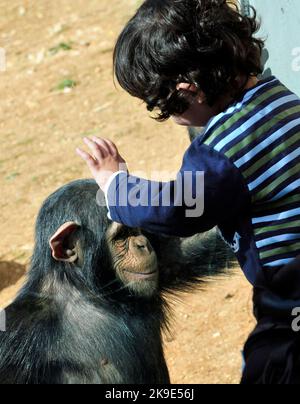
[32,180,159,298]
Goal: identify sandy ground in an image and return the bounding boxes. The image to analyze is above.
[0,0,255,384]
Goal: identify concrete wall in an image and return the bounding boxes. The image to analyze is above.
[242,0,300,95]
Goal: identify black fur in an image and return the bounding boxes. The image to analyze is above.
[0,179,235,384]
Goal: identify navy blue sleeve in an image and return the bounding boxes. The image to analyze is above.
[106,140,248,237]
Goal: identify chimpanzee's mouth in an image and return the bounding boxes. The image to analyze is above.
[124,270,158,280]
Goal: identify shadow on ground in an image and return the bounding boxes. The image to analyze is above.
[0,261,26,293]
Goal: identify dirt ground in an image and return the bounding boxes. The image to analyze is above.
[0,0,255,384]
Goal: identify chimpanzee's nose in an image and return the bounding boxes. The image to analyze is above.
[135,239,147,249]
[132,236,153,253]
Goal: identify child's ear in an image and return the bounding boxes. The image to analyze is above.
[176,83,206,104]
[197,91,206,104]
[49,222,80,263]
[176,83,198,93]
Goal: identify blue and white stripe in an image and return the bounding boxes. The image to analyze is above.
[248,147,300,191]
[214,94,298,152]
[252,207,300,225]
[235,117,300,168]
[256,234,300,249]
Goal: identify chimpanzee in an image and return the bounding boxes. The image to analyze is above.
[0,179,235,384]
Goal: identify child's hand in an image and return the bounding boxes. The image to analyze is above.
[76,137,128,191]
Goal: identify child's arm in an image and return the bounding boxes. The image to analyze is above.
[77,136,249,237]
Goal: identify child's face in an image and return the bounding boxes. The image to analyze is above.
[171,83,219,127]
[171,98,217,127]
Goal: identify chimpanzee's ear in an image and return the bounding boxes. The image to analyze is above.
[49,222,80,263]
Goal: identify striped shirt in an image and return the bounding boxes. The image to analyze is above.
[203,76,300,270]
[106,76,300,284]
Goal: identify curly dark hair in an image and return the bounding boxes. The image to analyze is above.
[113,0,264,121]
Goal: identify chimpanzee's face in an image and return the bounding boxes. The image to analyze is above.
[47,181,159,298]
[105,223,159,297]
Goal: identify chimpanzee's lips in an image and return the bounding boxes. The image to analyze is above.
[124,270,158,280]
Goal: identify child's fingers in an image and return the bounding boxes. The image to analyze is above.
[91,136,118,157]
[76,148,98,169]
[91,137,111,156]
[102,138,118,157]
[83,137,107,160]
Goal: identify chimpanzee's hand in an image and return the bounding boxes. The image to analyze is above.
[76,137,128,191]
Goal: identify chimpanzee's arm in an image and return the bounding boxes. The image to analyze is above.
[146,228,237,292]
[106,139,249,238]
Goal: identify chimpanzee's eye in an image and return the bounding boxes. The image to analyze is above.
[113,228,129,242]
